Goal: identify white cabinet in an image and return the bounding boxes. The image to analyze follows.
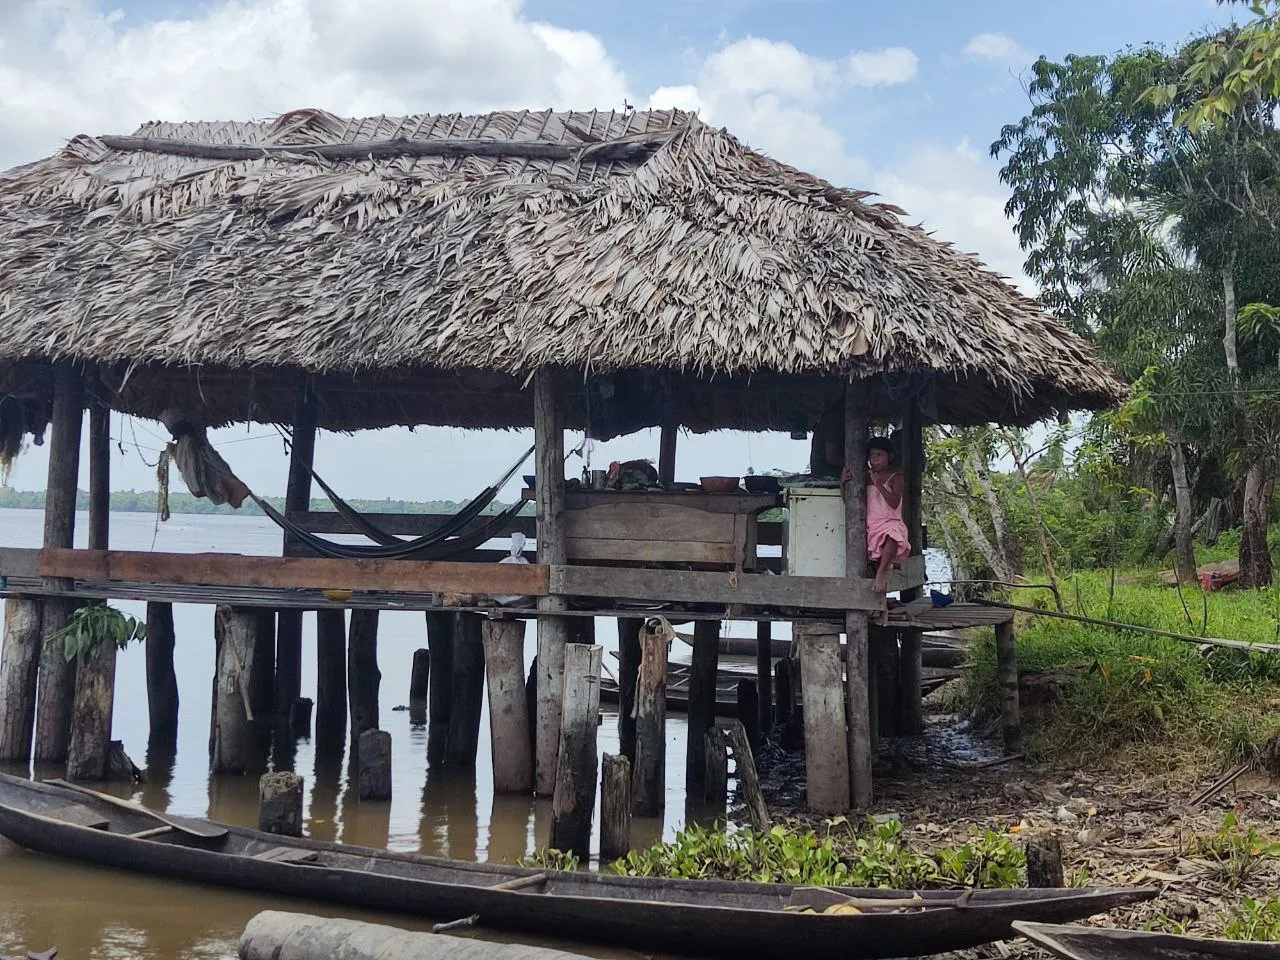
[783,487,846,577]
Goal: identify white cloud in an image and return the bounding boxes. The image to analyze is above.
[847,46,919,86]
[963,32,1030,64]
[872,137,1031,291]
[648,37,919,186]
[0,0,630,172]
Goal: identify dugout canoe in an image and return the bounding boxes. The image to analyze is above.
[1013,921,1280,960]
[0,774,1155,960]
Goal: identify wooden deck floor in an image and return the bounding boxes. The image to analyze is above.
[884,599,1013,630]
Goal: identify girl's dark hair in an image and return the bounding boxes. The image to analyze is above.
[867,436,894,458]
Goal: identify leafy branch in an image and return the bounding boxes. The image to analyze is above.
[55,604,147,663]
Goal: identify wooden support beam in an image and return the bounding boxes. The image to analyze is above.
[726,721,770,833]
[796,621,850,816]
[144,602,178,756]
[88,394,110,552]
[41,549,549,597]
[211,606,257,774]
[277,380,317,720]
[315,610,347,758]
[249,609,276,722]
[737,679,761,759]
[872,628,901,739]
[755,621,773,738]
[897,401,925,736]
[551,566,880,612]
[66,640,117,780]
[35,363,85,765]
[549,643,602,859]
[445,613,485,768]
[899,630,924,736]
[425,612,454,766]
[408,648,430,725]
[658,421,678,486]
[996,620,1022,755]
[686,619,719,796]
[616,617,642,763]
[0,598,43,761]
[774,657,795,729]
[703,729,728,809]
[357,729,392,802]
[347,609,380,762]
[534,369,569,797]
[600,753,631,861]
[482,619,533,794]
[844,383,873,810]
[631,622,667,818]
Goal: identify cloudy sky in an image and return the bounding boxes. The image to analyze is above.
[0,0,1238,501]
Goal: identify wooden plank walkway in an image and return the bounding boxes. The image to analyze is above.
[884,599,1014,630]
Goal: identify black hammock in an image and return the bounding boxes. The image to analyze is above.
[305,444,533,549]
[254,495,531,561]
[250,444,534,561]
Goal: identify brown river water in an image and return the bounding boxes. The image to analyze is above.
[0,507,724,960]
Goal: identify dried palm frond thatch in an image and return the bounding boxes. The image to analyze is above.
[0,108,1125,431]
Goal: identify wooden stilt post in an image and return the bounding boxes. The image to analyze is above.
[425,611,454,766]
[276,380,316,722]
[658,420,678,486]
[0,599,43,761]
[315,610,347,758]
[900,630,924,735]
[737,679,760,759]
[534,369,570,797]
[71,388,115,780]
[357,728,393,801]
[211,605,258,774]
[617,617,642,762]
[686,619,719,796]
[703,729,728,809]
[774,656,794,728]
[249,609,276,722]
[347,609,380,760]
[145,602,178,756]
[796,620,850,815]
[259,771,304,836]
[756,621,773,739]
[446,613,485,768]
[482,619,532,793]
[631,622,668,818]
[66,638,117,780]
[35,362,85,764]
[550,643,602,858]
[726,721,770,833]
[872,627,901,739]
[409,648,430,725]
[844,383,873,809]
[898,402,925,735]
[88,390,110,553]
[996,619,1022,754]
[600,753,632,861]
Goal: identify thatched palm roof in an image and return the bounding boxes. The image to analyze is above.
[0,108,1124,431]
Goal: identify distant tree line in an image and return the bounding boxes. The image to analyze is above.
[0,487,524,517]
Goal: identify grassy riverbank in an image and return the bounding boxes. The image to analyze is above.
[959,565,1280,768]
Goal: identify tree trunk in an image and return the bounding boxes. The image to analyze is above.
[939,477,1014,583]
[969,447,1018,575]
[1223,256,1240,380]
[1002,431,1063,612]
[1239,463,1274,589]
[1168,441,1198,587]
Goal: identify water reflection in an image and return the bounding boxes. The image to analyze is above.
[487,793,536,865]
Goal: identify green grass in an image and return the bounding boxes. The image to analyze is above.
[961,570,1280,766]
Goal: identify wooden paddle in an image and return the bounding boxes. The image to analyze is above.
[44,779,228,840]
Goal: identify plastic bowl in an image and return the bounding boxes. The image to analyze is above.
[699,476,741,493]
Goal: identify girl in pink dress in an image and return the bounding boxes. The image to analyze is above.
[843,436,911,593]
